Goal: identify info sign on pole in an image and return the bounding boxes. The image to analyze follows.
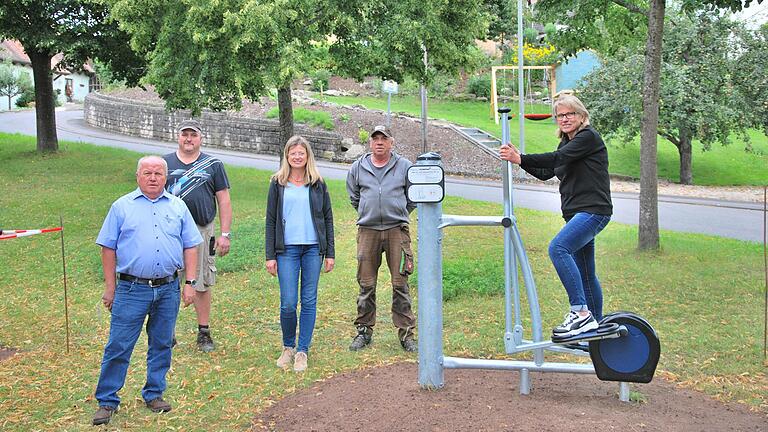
[407,164,445,203]
[382,80,399,126]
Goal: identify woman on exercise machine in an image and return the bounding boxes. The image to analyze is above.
[499,94,612,339]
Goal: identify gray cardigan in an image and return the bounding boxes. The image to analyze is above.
[346,152,415,230]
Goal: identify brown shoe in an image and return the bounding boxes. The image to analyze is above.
[92,406,115,425]
[145,397,172,413]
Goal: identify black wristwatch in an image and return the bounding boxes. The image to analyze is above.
[185,279,198,287]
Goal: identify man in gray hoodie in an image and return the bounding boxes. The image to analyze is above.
[346,125,417,352]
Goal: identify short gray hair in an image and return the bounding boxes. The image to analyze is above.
[136,155,168,175]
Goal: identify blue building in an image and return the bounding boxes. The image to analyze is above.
[555,50,601,93]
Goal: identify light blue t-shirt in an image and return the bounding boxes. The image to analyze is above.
[96,188,203,278]
[282,183,318,245]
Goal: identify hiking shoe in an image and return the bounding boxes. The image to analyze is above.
[196,330,215,353]
[349,326,372,351]
[276,347,295,368]
[400,337,418,352]
[552,311,599,338]
[146,397,172,413]
[293,351,308,372]
[92,406,115,425]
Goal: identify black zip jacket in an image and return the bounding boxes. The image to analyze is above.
[519,126,613,220]
[265,179,335,260]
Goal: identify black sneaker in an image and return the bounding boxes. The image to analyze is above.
[197,330,215,353]
[552,311,599,338]
[349,326,372,351]
[400,337,417,352]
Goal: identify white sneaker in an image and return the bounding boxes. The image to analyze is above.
[276,347,295,368]
[293,351,308,372]
[553,311,598,337]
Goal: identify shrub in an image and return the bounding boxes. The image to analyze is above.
[310,69,331,92]
[265,107,334,130]
[428,74,457,98]
[15,87,35,108]
[467,74,492,98]
[358,128,369,145]
[524,27,539,44]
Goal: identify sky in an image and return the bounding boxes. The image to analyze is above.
[733,1,768,29]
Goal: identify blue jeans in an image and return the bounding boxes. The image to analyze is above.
[548,212,611,321]
[95,279,180,408]
[276,244,322,354]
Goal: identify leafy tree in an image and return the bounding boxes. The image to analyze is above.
[110,0,338,146]
[732,23,768,136]
[0,59,33,110]
[110,0,487,146]
[579,10,751,185]
[536,0,758,250]
[330,0,488,86]
[484,0,519,48]
[0,1,145,152]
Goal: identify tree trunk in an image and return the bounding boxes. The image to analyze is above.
[678,129,693,185]
[638,0,665,251]
[277,85,294,151]
[28,49,58,152]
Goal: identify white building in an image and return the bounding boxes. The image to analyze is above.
[0,40,97,111]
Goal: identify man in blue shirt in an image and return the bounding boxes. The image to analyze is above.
[92,155,202,426]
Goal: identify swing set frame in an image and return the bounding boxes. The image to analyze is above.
[490,65,557,124]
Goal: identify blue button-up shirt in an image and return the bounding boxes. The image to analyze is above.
[96,188,203,279]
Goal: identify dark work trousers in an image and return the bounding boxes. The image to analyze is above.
[354,225,416,341]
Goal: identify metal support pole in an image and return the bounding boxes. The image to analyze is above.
[59,215,70,354]
[417,154,444,389]
[420,45,429,154]
[499,108,521,352]
[619,382,631,402]
[517,0,526,154]
[520,368,531,395]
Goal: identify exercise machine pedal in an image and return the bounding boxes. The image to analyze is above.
[590,312,660,383]
[550,323,626,344]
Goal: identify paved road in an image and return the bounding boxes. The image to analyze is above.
[1,108,764,242]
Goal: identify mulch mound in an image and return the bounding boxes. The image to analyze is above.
[254,362,768,432]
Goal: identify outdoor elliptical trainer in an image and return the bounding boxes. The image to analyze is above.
[410,108,660,401]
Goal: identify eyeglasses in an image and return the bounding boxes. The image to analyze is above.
[555,111,578,121]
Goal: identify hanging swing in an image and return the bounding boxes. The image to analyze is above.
[523,68,552,121]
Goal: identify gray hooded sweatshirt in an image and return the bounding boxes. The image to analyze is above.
[346,151,416,230]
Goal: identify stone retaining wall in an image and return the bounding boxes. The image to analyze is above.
[84,92,344,160]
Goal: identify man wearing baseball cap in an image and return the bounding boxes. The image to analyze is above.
[346,125,417,352]
[163,119,233,352]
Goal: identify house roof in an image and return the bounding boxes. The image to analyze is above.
[0,39,95,75]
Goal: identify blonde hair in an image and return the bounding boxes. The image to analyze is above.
[552,94,591,140]
[271,135,324,186]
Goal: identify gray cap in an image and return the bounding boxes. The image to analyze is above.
[177,119,203,134]
[370,124,392,138]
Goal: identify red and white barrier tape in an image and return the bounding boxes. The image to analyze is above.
[0,227,63,240]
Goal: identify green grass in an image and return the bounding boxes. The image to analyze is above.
[327,94,768,186]
[0,132,766,430]
[265,106,335,130]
